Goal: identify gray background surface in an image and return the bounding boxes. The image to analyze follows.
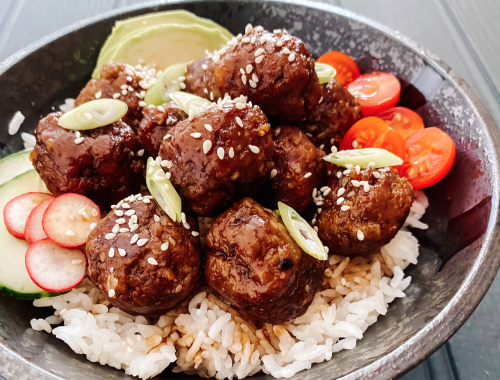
[0,0,499,379]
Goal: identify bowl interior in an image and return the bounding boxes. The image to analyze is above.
[0,1,498,380]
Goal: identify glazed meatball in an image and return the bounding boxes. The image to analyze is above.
[270,125,327,213]
[30,112,144,209]
[205,198,327,324]
[86,195,202,315]
[190,26,322,121]
[298,78,362,148]
[317,165,413,256]
[159,96,274,217]
[75,62,156,131]
[137,102,188,156]
[185,57,212,99]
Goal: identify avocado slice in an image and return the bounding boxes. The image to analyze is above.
[107,24,228,75]
[93,10,233,78]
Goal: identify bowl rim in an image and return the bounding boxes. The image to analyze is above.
[0,1,499,379]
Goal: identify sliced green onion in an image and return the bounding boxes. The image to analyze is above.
[170,91,212,116]
[145,63,188,105]
[145,157,182,222]
[278,202,327,261]
[315,62,336,84]
[323,147,403,168]
[58,99,128,130]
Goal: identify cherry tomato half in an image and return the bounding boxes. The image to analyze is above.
[316,51,360,86]
[377,107,424,141]
[347,72,401,117]
[401,127,456,189]
[340,117,405,160]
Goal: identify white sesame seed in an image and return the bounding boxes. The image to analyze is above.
[192,231,200,236]
[130,234,139,244]
[65,230,75,237]
[254,48,265,57]
[204,124,213,132]
[191,132,202,138]
[235,102,246,110]
[154,215,160,222]
[125,210,135,216]
[148,257,158,265]
[315,201,324,206]
[319,97,323,104]
[121,203,130,209]
[343,169,351,176]
[345,164,353,169]
[90,223,97,230]
[249,145,260,154]
[245,24,253,34]
[161,242,169,251]
[249,80,257,88]
[143,198,151,203]
[337,188,345,196]
[364,182,370,192]
[270,169,277,178]
[357,230,364,241]
[323,188,331,196]
[240,68,245,75]
[121,90,128,96]
[130,224,139,232]
[108,289,115,297]
[183,222,191,230]
[252,73,259,83]
[304,172,312,179]
[235,116,243,128]
[276,40,283,47]
[118,248,126,257]
[352,140,358,148]
[251,36,257,44]
[337,171,342,178]
[95,91,102,99]
[282,47,291,55]
[115,218,126,224]
[108,248,115,258]
[242,37,250,43]
[203,140,212,154]
[131,215,138,223]
[157,106,165,112]
[341,205,351,212]
[163,134,172,140]
[112,224,120,233]
[355,165,360,174]
[75,131,81,139]
[241,74,247,85]
[314,226,319,232]
[139,101,147,107]
[255,55,264,64]
[119,228,129,233]
[105,233,116,240]
[113,93,120,99]
[181,212,186,223]
[72,259,82,265]
[126,76,132,82]
[336,197,345,205]
[288,53,296,62]
[351,180,360,187]
[189,109,194,121]
[229,147,235,158]
[74,137,84,144]
[246,65,253,74]
[217,147,224,160]
[82,211,90,220]
[136,149,144,157]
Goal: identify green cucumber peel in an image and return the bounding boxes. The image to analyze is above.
[315,62,337,84]
[323,148,403,168]
[278,202,327,261]
[58,99,128,130]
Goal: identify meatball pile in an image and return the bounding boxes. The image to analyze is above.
[205,198,327,324]
[86,195,202,315]
[30,112,144,209]
[159,96,274,216]
[316,165,414,255]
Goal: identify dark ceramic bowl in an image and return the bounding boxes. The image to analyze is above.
[1,1,499,379]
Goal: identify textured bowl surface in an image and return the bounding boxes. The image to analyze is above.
[0,1,499,380]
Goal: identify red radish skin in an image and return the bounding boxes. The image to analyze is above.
[42,193,100,248]
[24,198,54,244]
[3,192,54,240]
[25,239,86,292]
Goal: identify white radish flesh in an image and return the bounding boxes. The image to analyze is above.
[24,198,54,244]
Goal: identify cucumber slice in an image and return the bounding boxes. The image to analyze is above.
[323,148,403,168]
[0,170,53,299]
[315,62,336,84]
[170,91,212,116]
[144,62,188,105]
[145,158,182,222]
[58,99,128,130]
[278,202,328,261]
[0,149,33,186]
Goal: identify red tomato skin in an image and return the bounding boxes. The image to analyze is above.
[317,51,360,86]
[402,127,456,189]
[347,72,401,117]
[377,107,424,141]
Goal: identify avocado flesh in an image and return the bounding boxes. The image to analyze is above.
[108,24,228,75]
[93,10,232,78]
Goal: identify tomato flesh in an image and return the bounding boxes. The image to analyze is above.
[377,107,424,141]
[347,72,401,117]
[316,51,360,86]
[340,117,405,160]
[401,127,456,189]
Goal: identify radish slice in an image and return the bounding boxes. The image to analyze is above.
[42,193,100,248]
[3,192,54,240]
[24,198,54,244]
[25,239,86,292]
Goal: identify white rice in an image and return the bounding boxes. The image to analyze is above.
[21,132,36,150]
[59,98,75,112]
[8,111,25,135]
[32,191,428,380]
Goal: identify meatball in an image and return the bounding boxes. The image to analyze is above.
[159,96,274,217]
[270,125,327,213]
[298,78,362,148]
[190,26,322,121]
[30,112,144,209]
[86,195,202,315]
[317,165,413,255]
[205,198,326,324]
[185,57,212,99]
[75,62,156,131]
[137,102,188,156]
